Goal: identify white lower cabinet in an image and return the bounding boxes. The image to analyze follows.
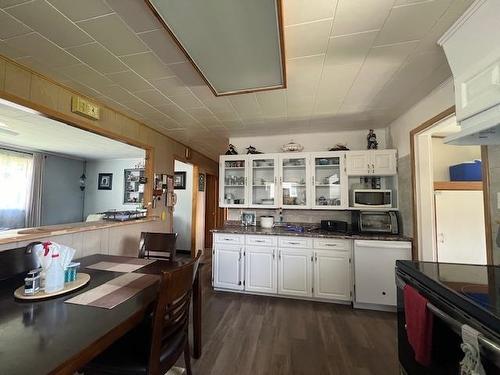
[244,246,277,294]
[278,248,313,297]
[313,250,351,301]
[213,245,244,291]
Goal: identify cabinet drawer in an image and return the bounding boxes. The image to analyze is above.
[278,237,312,248]
[246,235,277,247]
[214,233,244,245]
[313,238,351,251]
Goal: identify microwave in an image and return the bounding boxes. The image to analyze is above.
[352,189,392,208]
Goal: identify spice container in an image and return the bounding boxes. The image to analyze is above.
[24,269,41,295]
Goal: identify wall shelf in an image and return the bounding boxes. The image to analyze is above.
[434,181,483,191]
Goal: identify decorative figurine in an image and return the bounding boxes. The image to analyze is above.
[329,143,349,151]
[281,140,304,152]
[246,145,262,154]
[367,129,378,149]
[225,144,238,155]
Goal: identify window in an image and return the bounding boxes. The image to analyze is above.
[0,148,33,230]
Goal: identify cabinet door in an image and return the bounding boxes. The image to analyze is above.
[278,248,312,297]
[346,151,370,176]
[313,250,351,301]
[311,152,347,209]
[245,246,277,293]
[279,153,310,209]
[220,156,248,208]
[213,245,244,290]
[372,150,397,176]
[354,241,411,306]
[248,155,278,208]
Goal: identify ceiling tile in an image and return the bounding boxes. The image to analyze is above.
[3,33,80,67]
[0,0,33,8]
[155,104,197,125]
[286,54,324,95]
[325,29,378,66]
[167,61,205,87]
[98,84,141,103]
[59,63,113,90]
[0,9,31,39]
[0,40,28,59]
[169,92,203,109]
[47,0,112,22]
[187,107,220,125]
[66,42,128,74]
[256,90,287,118]
[213,110,240,122]
[331,0,394,36]
[77,14,148,56]
[6,0,92,48]
[229,94,262,119]
[133,89,173,107]
[14,55,71,84]
[287,93,314,119]
[284,0,337,26]
[120,52,174,80]
[138,29,186,65]
[106,0,162,33]
[285,19,332,58]
[106,70,153,92]
[150,76,190,97]
[375,0,453,46]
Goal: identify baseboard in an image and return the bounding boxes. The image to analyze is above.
[353,302,396,312]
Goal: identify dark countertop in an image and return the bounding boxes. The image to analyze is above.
[211,224,412,242]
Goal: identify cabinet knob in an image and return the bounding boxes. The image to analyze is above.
[382,291,386,295]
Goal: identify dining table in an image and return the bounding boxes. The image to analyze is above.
[0,254,203,375]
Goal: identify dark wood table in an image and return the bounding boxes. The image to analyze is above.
[0,254,202,375]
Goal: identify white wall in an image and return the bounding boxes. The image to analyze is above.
[229,128,387,154]
[389,79,455,157]
[83,158,144,217]
[432,138,481,181]
[173,160,193,251]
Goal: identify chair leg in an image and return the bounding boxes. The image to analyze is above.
[184,341,193,375]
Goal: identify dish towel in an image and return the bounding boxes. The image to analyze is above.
[460,325,486,375]
[404,284,434,366]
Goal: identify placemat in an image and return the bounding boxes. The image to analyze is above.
[65,273,159,309]
[86,258,156,273]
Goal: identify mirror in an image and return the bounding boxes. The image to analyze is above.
[0,98,148,232]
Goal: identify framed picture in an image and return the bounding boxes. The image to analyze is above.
[174,171,186,189]
[198,173,205,192]
[98,173,113,190]
[241,211,256,226]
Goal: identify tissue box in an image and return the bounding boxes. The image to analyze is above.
[449,160,482,181]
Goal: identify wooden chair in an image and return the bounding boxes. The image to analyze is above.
[83,250,202,375]
[138,232,178,262]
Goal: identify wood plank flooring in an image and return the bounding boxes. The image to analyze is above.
[189,254,399,375]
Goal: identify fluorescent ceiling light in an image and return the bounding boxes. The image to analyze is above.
[0,98,42,116]
[146,0,286,96]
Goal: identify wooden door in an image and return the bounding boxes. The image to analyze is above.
[205,174,219,249]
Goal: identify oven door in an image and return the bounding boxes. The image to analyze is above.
[396,271,500,374]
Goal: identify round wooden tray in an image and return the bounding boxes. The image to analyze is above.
[14,273,91,300]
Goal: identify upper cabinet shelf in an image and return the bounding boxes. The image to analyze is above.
[219,150,398,209]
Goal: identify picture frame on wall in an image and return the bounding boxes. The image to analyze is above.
[98,173,113,190]
[174,171,186,189]
[198,173,205,192]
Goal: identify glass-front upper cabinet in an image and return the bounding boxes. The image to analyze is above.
[248,155,278,208]
[311,152,347,209]
[219,155,248,208]
[279,154,310,209]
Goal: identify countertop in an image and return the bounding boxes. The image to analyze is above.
[212,224,412,242]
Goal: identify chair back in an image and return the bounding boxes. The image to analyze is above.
[139,232,178,261]
[148,250,202,375]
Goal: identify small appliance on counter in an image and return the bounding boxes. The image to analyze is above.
[352,211,400,234]
[260,216,274,228]
[320,220,349,233]
[352,189,392,208]
[102,209,147,222]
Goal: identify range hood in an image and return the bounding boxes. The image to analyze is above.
[438,0,500,145]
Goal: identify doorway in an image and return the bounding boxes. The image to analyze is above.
[173,160,195,253]
[204,173,224,249]
[411,112,490,264]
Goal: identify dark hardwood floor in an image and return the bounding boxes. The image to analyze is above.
[188,253,399,375]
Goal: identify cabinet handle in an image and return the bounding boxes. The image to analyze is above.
[367,164,370,173]
[255,239,265,243]
[315,255,318,262]
[288,242,300,245]
[325,243,337,247]
[278,250,281,260]
[274,176,277,185]
[312,175,315,185]
[372,164,375,173]
[272,249,275,259]
[311,255,314,262]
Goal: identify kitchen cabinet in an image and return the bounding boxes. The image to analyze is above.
[279,153,311,209]
[313,249,351,301]
[213,244,244,291]
[219,155,248,208]
[278,248,313,297]
[353,240,411,308]
[310,152,348,209]
[248,154,279,208]
[346,150,397,176]
[244,246,277,293]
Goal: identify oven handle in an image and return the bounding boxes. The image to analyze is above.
[396,274,500,357]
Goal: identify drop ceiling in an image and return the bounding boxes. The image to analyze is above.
[0,0,473,160]
[0,99,145,160]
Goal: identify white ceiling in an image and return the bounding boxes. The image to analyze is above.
[0,0,473,160]
[0,99,145,159]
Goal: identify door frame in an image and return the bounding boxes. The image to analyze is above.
[410,106,493,264]
[204,173,224,249]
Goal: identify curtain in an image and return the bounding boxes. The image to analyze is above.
[25,153,45,228]
[0,149,33,230]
